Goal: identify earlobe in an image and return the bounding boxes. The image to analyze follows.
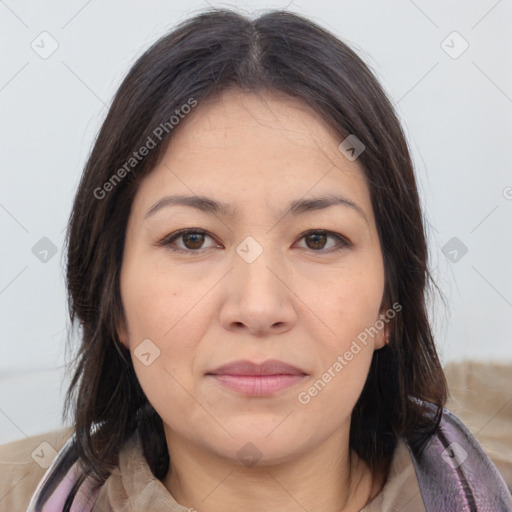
[375,329,389,350]
[375,303,390,350]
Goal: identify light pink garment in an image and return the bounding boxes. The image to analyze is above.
[25,457,100,512]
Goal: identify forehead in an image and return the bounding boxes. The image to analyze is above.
[166,88,346,162]
[131,89,373,222]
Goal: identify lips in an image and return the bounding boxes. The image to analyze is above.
[206,359,308,396]
[207,359,307,377]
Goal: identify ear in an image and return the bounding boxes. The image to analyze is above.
[374,304,390,350]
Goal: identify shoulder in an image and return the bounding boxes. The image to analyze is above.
[365,399,512,512]
[0,427,73,512]
[406,401,512,511]
[444,359,512,490]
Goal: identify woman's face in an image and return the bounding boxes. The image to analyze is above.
[118,89,388,466]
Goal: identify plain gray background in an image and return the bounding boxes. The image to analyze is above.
[1,0,511,444]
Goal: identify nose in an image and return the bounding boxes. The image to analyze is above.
[219,248,297,336]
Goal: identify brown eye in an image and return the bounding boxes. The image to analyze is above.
[305,232,328,250]
[159,229,219,253]
[181,232,206,250]
[297,230,351,252]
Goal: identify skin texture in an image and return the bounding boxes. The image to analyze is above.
[117,89,389,511]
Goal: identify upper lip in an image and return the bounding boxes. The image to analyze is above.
[207,359,307,376]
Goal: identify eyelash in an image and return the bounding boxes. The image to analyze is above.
[157,228,351,254]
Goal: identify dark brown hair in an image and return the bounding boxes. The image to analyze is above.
[59,6,447,505]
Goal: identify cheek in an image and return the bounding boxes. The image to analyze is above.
[120,257,200,344]
[297,282,380,420]
[120,257,212,378]
[122,269,209,428]
[315,263,385,348]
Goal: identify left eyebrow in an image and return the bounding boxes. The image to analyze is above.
[144,193,368,223]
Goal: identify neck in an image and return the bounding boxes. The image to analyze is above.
[162,429,384,512]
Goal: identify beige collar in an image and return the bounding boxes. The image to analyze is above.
[93,431,424,512]
[93,431,188,511]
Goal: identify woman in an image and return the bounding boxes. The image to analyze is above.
[22,8,512,511]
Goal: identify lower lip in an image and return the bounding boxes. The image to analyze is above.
[208,374,306,396]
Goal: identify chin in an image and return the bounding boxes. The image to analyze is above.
[225,440,304,468]
[207,425,312,467]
